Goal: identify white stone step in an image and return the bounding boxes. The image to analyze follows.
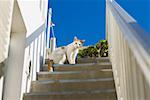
[31,78,115,93]
[24,89,117,100]
[37,69,113,81]
[42,62,112,71]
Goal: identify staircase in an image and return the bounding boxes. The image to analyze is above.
[23,57,117,100]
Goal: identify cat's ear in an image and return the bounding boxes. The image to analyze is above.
[74,36,78,41]
[80,40,85,44]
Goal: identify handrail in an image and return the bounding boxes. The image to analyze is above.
[107,1,150,81]
[106,0,150,99]
[107,0,150,85]
[25,23,45,47]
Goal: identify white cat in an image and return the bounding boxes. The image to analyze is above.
[49,36,85,64]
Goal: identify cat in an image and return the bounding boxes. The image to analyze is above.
[48,36,85,64]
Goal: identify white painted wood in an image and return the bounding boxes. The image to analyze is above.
[0,0,14,63]
[106,0,150,100]
[3,32,26,100]
[1,0,48,100]
[0,76,4,100]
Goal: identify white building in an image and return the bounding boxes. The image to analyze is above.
[0,0,48,100]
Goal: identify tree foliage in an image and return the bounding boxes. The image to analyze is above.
[78,40,108,58]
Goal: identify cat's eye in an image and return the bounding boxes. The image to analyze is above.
[75,43,77,44]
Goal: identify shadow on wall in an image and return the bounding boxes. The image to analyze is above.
[0,62,5,77]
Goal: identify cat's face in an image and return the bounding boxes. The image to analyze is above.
[73,36,85,49]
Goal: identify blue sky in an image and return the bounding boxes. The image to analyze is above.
[48,0,150,46]
[116,0,150,33]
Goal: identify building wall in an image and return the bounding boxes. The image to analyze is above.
[0,0,48,100]
[0,0,14,63]
[0,0,15,99]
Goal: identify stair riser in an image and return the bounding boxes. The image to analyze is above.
[45,57,110,64]
[42,63,112,71]
[24,92,117,100]
[77,58,110,64]
[38,71,113,81]
[31,81,115,92]
[54,66,111,71]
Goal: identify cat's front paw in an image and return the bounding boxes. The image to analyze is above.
[69,62,76,64]
[58,61,64,64]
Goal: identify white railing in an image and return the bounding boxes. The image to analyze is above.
[24,22,46,91]
[106,0,150,100]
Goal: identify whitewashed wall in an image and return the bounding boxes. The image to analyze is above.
[0,0,15,100]
[0,0,14,63]
[0,0,48,100]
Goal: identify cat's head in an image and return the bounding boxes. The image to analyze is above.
[73,36,85,49]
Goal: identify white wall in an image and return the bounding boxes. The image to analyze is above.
[2,0,48,100]
[3,32,26,100]
[2,1,27,100]
[0,0,14,63]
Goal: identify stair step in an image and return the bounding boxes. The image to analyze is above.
[42,62,112,71]
[38,69,113,81]
[31,78,115,92]
[77,57,110,64]
[24,57,117,100]
[24,89,117,100]
[45,57,110,64]
[54,63,112,71]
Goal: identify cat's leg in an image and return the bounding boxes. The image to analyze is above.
[72,50,78,64]
[67,52,75,64]
[58,54,66,64]
[58,62,64,64]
